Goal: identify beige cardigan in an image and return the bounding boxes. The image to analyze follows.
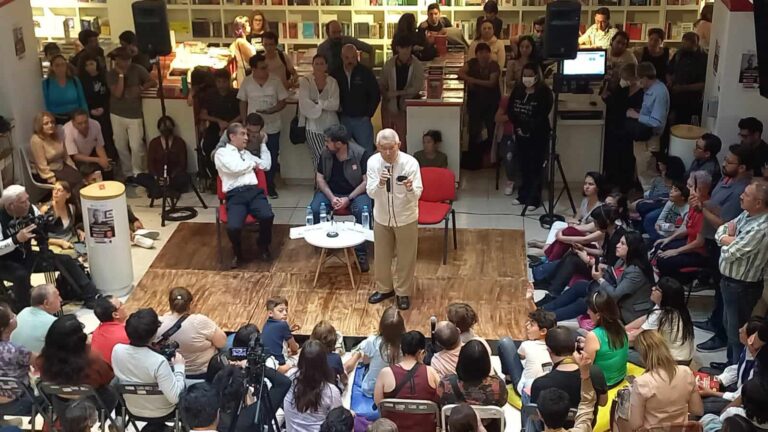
[379,55,425,114]
[29,126,76,182]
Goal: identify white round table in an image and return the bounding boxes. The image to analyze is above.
[304,222,366,289]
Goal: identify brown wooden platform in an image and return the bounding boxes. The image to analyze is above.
[126,222,530,340]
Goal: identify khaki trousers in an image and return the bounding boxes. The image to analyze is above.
[634,135,660,191]
[374,220,418,296]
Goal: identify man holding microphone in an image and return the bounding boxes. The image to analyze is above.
[366,129,423,310]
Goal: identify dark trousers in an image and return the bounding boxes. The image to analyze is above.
[642,208,664,242]
[0,252,98,311]
[704,238,727,342]
[265,133,280,195]
[656,239,710,281]
[516,134,548,208]
[721,276,764,364]
[92,111,117,160]
[543,280,591,321]
[309,191,372,256]
[225,186,274,259]
[135,172,191,199]
[534,252,589,296]
[464,109,495,170]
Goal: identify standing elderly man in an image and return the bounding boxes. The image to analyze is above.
[366,129,422,310]
[332,44,381,153]
[10,284,61,353]
[715,178,768,365]
[214,122,274,268]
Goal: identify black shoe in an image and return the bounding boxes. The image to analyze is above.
[269,191,279,199]
[357,253,369,273]
[230,256,240,269]
[697,335,727,352]
[694,319,716,333]
[259,249,273,261]
[396,295,410,310]
[535,294,554,307]
[709,361,729,371]
[125,176,137,186]
[368,291,395,304]
[83,297,97,310]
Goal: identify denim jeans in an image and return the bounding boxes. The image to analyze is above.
[497,337,523,390]
[542,280,590,321]
[720,276,763,364]
[705,239,727,342]
[309,191,372,256]
[265,132,280,195]
[341,116,374,153]
[642,207,664,242]
[533,260,560,282]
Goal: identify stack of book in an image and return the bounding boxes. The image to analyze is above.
[425,63,444,99]
[665,21,694,39]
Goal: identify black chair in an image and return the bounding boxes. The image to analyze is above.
[0,377,52,432]
[36,382,115,432]
[115,383,180,432]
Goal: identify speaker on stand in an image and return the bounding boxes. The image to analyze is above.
[754,0,768,98]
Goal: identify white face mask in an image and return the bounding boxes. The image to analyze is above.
[619,78,630,88]
[522,76,536,88]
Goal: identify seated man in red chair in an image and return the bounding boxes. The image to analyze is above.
[214,122,274,268]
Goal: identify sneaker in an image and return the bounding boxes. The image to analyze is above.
[527,239,546,249]
[134,229,160,240]
[269,191,279,199]
[693,319,716,333]
[512,199,523,205]
[133,236,155,249]
[696,335,727,352]
[504,182,514,196]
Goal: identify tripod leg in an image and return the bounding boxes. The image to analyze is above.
[160,186,167,228]
[556,154,577,214]
[191,182,208,209]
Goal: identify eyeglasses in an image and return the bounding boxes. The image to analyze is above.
[738,132,751,139]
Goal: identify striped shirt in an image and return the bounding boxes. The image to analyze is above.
[716,211,768,282]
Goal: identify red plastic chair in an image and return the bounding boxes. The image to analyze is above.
[215,169,268,267]
[418,167,457,264]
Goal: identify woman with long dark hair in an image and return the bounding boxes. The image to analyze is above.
[43,54,88,124]
[504,35,539,93]
[284,340,342,432]
[39,181,80,251]
[583,291,628,388]
[392,13,434,61]
[626,277,695,364]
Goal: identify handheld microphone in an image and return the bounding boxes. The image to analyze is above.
[385,164,392,193]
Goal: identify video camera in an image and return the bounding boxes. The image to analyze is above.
[228,333,271,385]
[152,338,180,361]
[9,211,57,252]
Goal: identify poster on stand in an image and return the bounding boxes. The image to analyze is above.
[739,52,760,89]
[88,206,116,244]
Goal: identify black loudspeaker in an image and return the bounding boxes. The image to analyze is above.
[754,0,768,98]
[132,1,172,57]
[543,0,581,60]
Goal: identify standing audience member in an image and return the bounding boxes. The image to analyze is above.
[200,68,241,180]
[627,62,669,190]
[458,43,500,171]
[414,130,449,169]
[380,34,425,151]
[30,112,84,188]
[283,340,343,432]
[374,331,440,432]
[310,124,372,270]
[695,3,713,51]
[298,54,340,168]
[112,308,187,423]
[10,285,59,354]
[137,116,190,199]
[43,55,88,124]
[117,31,152,72]
[108,46,157,183]
[437,340,508,411]
[332,44,381,153]
[230,16,255,87]
[157,287,227,379]
[715,179,768,365]
[43,42,63,65]
[431,321,464,378]
[77,51,115,160]
[583,291,629,388]
[578,7,617,49]
[63,109,111,182]
[0,303,33,417]
[497,309,556,397]
[505,36,539,93]
[738,117,768,177]
[667,32,708,126]
[508,62,553,209]
[262,31,297,90]
[238,53,289,199]
[261,296,300,367]
[69,30,104,69]
[686,133,722,183]
[317,21,374,75]
[633,28,670,82]
[605,31,637,90]
[468,20,506,70]
[476,1,503,38]
[90,296,129,366]
[365,129,422,310]
[418,2,451,59]
[602,63,644,192]
[246,10,269,51]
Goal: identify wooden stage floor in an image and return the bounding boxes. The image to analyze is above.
[126,223,529,340]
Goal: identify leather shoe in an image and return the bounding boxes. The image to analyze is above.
[396,295,410,310]
[368,291,395,304]
[694,319,716,333]
[230,256,240,269]
[709,361,729,371]
[697,335,727,352]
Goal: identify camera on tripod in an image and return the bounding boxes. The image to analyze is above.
[228,333,271,384]
[10,211,57,252]
[152,338,180,361]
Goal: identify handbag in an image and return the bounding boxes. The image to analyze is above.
[289,77,309,145]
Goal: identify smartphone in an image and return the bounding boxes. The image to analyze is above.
[396,175,408,183]
[593,257,600,273]
[430,315,437,338]
[228,347,248,361]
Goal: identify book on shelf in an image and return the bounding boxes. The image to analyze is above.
[596,0,622,5]
[301,22,318,39]
[628,0,661,5]
[80,16,101,34]
[667,0,699,5]
[665,21,695,39]
[624,22,646,40]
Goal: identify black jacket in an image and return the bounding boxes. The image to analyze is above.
[332,64,381,119]
[507,84,553,137]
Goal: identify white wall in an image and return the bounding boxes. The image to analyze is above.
[0,0,44,186]
[703,0,768,149]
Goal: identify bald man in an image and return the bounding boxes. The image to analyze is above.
[10,284,61,353]
[317,20,373,75]
[331,44,380,153]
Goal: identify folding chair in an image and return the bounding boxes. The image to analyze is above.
[115,383,180,432]
[418,167,457,264]
[378,399,440,432]
[521,403,577,432]
[441,404,505,432]
[36,382,115,432]
[0,377,52,432]
[215,168,268,268]
[17,146,54,202]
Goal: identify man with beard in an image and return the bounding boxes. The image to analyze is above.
[737,117,768,178]
[316,21,373,75]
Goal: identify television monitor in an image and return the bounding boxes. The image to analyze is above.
[562,49,607,80]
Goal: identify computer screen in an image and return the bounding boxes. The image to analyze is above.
[562,50,607,77]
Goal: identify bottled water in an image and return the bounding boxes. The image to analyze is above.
[361,205,370,229]
[320,203,327,222]
[305,206,313,226]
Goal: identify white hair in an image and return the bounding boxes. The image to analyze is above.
[1,185,27,207]
[376,128,400,145]
[689,170,712,190]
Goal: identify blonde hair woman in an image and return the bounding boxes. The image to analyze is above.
[29,112,83,190]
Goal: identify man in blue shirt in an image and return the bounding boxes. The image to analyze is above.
[627,61,670,190]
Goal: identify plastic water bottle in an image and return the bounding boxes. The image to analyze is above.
[320,203,327,223]
[361,205,370,229]
[305,206,313,226]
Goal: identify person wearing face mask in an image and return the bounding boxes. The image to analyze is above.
[603,63,644,192]
[578,7,617,49]
[136,116,190,201]
[666,32,707,126]
[604,31,637,92]
[507,63,553,209]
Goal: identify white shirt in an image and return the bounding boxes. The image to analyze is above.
[297,74,340,133]
[237,74,290,135]
[642,306,694,362]
[517,339,552,395]
[63,119,104,156]
[366,152,423,226]
[214,143,271,193]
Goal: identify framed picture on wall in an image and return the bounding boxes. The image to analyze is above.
[13,26,25,59]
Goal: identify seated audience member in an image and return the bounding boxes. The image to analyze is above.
[113,308,187,422]
[476,1,503,39]
[414,130,449,169]
[431,321,463,378]
[0,303,34,417]
[437,340,507,409]
[320,407,355,432]
[625,277,695,365]
[345,306,405,398]
[261,296,300,367]
[63,109,111,182]
[630,155,686,219]
[578,7,616,49]
[686,133,722,184]
[458,43,500,170]
[61,399,97,432]
[10,284,60,353]
[707,377,768,432]
[738,117,768,177]
[179,382,220,432]
[645,180,689,242]
[667,32,707,126]
[200,68,241,181]
[158,287,227,379]
[583,291,629,388]
[617,331,702,431]
[214,122,274,267]
[380,34,425,150]
[35,315,116,412]
[498,309,555,397]
[38,181,80,251]
[533,349,597,432]
[310,321,346,386]
[654,171,711,281]
[211,365,291,432]
[29,112,84,189]
[43,55,88,124]
[310,124,372,269]
[90,295,129,365]
[447,403,488,432]
[447,302,491,353]
[374,331,440,431]
[368,418,399,432]
[137,115,190,200]
[284,340,343,432]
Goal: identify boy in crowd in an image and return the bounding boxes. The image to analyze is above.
[261,296,300,366]
[498,309,556,397]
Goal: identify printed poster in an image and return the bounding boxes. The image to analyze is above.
[13,26,25,59]
[738,52,759,89]
[88,206,116,244]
